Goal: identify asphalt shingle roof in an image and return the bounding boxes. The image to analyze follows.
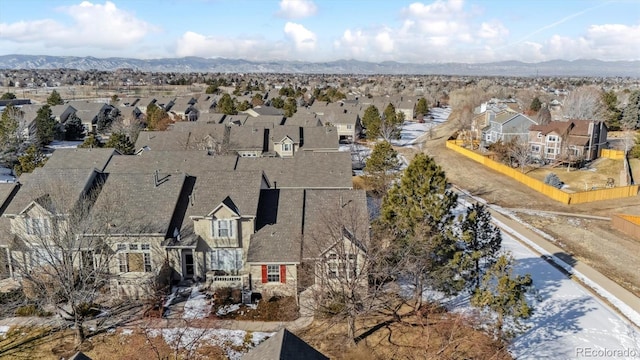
[248,189,304,263]
[105,151,238,176]
[42,148,117,172]
[242,328,328,360]
[235,151,352,189]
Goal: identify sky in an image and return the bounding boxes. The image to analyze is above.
[0,0,638,63]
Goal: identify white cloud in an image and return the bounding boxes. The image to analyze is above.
[175,31,289,60]
[374,31,394,53]
[478,21,509,40]
[278,0,317,19]
[509,23,640,62]
[284,22,317,52]
[0,1,157,50]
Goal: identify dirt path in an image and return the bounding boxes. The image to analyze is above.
[419,118,640,299]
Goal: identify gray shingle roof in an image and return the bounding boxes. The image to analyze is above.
[244,115,284,128]
[301,126,339,150]
[228,126,265,151]
[5,168,99,215]
[242,328,328,360]
[235,152,352,189]
[248,189,304,263]
[105,151,238,176]
[283,114,322,127]
[42,148,117,172]
[195,113,226,124]
[0,183,18,214]
[90,172,188,235]
[302,189,369,259]
[186,171,264,219]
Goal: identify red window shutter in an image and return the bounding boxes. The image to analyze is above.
[261,265,268,283]
[280,265,286,283]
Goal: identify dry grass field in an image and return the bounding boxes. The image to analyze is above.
[525,158,625,192]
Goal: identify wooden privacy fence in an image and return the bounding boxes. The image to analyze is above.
[600,148,626,160]
[612,214,640,240]
[446,140,639,205]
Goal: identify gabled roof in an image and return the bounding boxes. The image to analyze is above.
[302,189,369,259]
[90,172,188,235]
[196,113,226,124]
[186,171,264,219]
[42,148,118,172]
[530,120,574,136]
[248,106,285,117]
[65,101,110,113]
[228,126,265,151]
[4,168,99,216]
[248,189,304,263]
[0,183,18,215]
[235,152,352,189]
[244,115,285,128]
[242,328,328,360]
[283,114,322,127]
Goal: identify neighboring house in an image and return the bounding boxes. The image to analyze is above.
[50,104,76,124]
[66,101,113,133]
[308,101,362,142]
[0,183,19,278]
[15,104,41,139]
[299,126,339,153]
[268,126,301,158]
[482,110,538,146]
[528,120,608,161]
[242,328,329,360]
[228,126,267,157]
[169,97,198,121]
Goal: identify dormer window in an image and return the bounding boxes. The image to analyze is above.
[283,143,292,152]
[213,219,235,238]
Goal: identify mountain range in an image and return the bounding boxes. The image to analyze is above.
[0,55,638,77]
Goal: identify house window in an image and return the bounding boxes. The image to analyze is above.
[267,264,280,282]
[117,243,152,273]
[212,219,235,238]
[326,252,358,280]
[209,248,243,272]
[531,145,540,153]
[283,143,292,152]
[346,124,353,130]
[25,218,51,236]
[537,132,542,139]
[547,135,558,142]
[547,147,556,155]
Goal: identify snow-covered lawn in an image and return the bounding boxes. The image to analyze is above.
[183,287,211,320]
[147,327,274,360]
[390,107,451,148]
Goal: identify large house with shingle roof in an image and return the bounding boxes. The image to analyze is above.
[0,139,367,301]
[528,119,607,161]
[482,110,538,146]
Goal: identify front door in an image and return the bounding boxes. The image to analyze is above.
[182,250,194,279]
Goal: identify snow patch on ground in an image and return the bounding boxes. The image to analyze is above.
[0,325,11,338]
[46,140,83,150]
[183,287,211,320]
[121,328,133,336]
[216,304,241,316]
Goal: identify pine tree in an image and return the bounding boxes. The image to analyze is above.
[621,91,640,130]
[529,97,542,112]
[363,141,400,197]
[453,203,502,292]
[35,105,56,147]
[64,114,85,140]
[78,134,102,149]
[602,90,622,130]
[0,104,22,164]
[46,90,64,106]
[105,132,134,154]
[362,105,381,139]
[471,253,534,339]
[415,97,429,117]
[376,153,459,305]
[284,97,297,117]
[14,144,47,175]
[216,93,237,115]
[0,92,16,100]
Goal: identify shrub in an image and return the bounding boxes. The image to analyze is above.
[15,304,52,317]
[543,173,564,189]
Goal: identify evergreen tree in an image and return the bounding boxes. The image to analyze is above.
[362,105,381,139]
[105,132,134,154]
[215,93,237,115]
[453,203,502,292]
[14,144,47,175]
[0,104,22,164]
[146,103,170,130]
[621,90,640,130]
[363,141,400,197]
[35,105,56,147]
[529,97,542,112]
[415,97,429,117]
[46,90,64,106]
[270,97,285,109]
[471,253,534,339]
[284,97,297,117]
[629,133,640,159]
[376,154,459,305]
[0,92,16,100]
[382,103,404,140]
[78,134,102,149]
[64,114,85,140]
[205,84,218,94]
[602,90,622,130]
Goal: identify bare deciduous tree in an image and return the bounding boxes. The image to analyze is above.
[563,86,604,120]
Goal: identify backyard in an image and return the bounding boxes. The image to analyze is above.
[525,158,625,192]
